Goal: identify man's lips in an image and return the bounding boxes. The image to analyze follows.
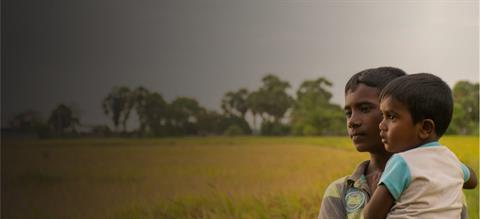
[350,131,365,137]
[350,133,366,141]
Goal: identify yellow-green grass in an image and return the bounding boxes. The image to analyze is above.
[3,136,478,219]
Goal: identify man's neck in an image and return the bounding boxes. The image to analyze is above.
[364,151,392,193]
[367,152,392,175]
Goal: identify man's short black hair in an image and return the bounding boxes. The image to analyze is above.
[379,73,453,137]
[345,67,407,94]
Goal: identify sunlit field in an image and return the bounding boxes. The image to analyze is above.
[3,136,478,219]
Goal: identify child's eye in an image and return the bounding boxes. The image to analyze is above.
[386,113,395,120]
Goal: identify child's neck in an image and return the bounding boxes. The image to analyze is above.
[414,137,439,149]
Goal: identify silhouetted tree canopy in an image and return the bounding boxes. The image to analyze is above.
[10,74,476,138]
[257,74,294,123]
[447,81,479,135]
[48,104,79,135]
[221,88,249,119]
[290,77,345,135]
[102,86,134,132]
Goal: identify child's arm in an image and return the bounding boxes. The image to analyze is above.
[463,165,477,189]
[363,184,394,219]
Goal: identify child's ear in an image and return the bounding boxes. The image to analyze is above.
[418,119,435,139]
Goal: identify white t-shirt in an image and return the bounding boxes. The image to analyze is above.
[379,141,470,219]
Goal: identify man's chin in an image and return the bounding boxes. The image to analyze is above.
[354,144,370,152]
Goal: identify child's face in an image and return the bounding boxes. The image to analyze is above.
[344,84,385,153]
[379,96,423,153]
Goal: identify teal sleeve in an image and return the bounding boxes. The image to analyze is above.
[379,155,411,200]
[460,163,471,182]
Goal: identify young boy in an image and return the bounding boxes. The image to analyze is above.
[363,73,477,219]
[318,67,405,219]
[318,67,469,219]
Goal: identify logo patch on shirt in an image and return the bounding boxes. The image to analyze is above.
[345,189,366,213]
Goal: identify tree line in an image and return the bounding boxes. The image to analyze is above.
[7,74,479,138]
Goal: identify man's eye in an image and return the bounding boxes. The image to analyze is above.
[360,106,370,113]
[344,111,352,118]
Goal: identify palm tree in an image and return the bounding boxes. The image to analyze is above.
[132,86,150,135]
[102,86,134,132]
[247,91,262,131]
[221,88,249,119]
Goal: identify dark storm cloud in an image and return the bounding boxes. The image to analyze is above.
[2,0,478,128]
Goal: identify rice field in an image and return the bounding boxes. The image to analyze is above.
[2,136,478,219]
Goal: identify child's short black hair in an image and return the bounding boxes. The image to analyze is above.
[379,73,453,137]
[345,66,407,94]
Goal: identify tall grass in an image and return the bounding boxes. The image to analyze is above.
[3,136,477,218]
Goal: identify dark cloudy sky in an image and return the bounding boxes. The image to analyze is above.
[3,0,478,128]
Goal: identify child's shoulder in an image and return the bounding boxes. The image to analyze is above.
[399,144,452,156]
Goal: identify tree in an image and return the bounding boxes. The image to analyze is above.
[102,86,134,132]
[290,77,345,135]
[196,110,225,136]
[246,91,263,131]
[48,104,80,135]
[9,110,45,132]
[295,78,332,104]
[167,97,205,135]
[257,74,294,123]
[249,74,294,136]
[448,81,479,135]
[142,92,168,136]
[132,86,151,135]
[9,110,50,138]
[221,88,252,134]
[221,88,249,119]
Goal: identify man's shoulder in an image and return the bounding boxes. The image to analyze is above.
[323,175,349,198]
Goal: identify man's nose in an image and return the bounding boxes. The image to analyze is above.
[347,112,361,128]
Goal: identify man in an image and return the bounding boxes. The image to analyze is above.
[318,67,468,219]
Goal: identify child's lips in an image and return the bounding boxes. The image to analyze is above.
[379,133,387,144]
[381,138,387,144]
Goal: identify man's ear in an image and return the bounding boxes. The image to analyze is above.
[418,119,435,139]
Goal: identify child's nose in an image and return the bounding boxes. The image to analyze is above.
[379,119,387,130]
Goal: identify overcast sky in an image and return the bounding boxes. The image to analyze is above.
[3,0,479,128]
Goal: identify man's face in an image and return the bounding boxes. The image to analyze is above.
[379,96,421,153]
[344,84,385,153]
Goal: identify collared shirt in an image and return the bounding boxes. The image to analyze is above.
[318,160,469,219]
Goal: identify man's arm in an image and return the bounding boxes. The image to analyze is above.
[318,195,346,219]
[318,179,346,219]
[363,185,394,219]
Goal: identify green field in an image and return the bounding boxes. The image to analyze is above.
[3,136,478,219]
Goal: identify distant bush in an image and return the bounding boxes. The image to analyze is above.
[90,125,112,137]
[224,125,245,136]
[260,121,290,136]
